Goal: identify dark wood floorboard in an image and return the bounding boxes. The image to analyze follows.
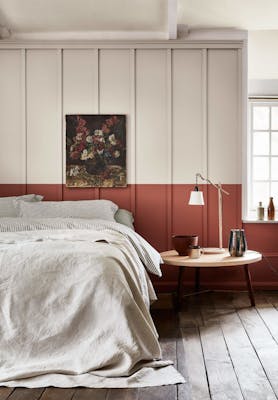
[40,388,76,400]
[0,388,14,400]
[71,388,108,400]
[106,388,139,400]
[7,388,45,400]
[2,291,278,399]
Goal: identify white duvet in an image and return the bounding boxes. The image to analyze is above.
[0,221,184,388]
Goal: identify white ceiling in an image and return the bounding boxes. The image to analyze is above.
[0,0,167,32]
[178,0,278,30]
[0,0,278,40]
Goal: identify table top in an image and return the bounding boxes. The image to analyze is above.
[160,249,262,268]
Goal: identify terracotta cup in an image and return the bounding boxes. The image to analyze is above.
[172,235,198,256]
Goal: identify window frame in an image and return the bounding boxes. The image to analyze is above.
[246,97,278,221]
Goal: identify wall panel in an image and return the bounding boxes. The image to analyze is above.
[0,50,25,186]
[136,50,169,184]
[63,49,98,115]
[26,50,62,188]
[207,49,240,183]
[172,49,205,183]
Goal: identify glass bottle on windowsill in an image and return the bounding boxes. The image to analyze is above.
[267,197,275,221]
[257,201,264,221]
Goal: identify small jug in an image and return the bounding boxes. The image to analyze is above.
[188,245,202,259]
[228,229,247,257]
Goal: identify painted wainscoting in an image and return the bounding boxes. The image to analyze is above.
[1,40,275,290]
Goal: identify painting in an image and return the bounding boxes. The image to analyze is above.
[66,114,126,187]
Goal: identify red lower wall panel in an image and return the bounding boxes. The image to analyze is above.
[0,183,277,291]
[0,184,26,197]
[242,223,278,290]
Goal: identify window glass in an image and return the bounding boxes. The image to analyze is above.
[271,107,278,130]
[252,182,269,208]
[253,131,269,155]
[253,157,269,180]
[271,158,278,180]
[253,106,269,130]
[271,132,278,155]
[270,181,278,198]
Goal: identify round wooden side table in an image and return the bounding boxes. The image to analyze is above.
[160,249,262,310]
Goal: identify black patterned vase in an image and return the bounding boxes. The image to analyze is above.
[228,229,247,257]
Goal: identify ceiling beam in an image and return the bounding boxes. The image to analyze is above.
[168,0,177,39]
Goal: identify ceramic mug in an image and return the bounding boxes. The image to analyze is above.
[188,245,203,259]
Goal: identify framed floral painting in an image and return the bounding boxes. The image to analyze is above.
[66,114,126,187]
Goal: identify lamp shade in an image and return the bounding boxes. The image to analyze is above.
[188,190,205,205]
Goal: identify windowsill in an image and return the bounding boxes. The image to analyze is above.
[243,219,278,224]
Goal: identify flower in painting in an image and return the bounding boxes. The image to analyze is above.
[80,149,89,160]
[75,132,84,142]
[105,117,114,127]
[97,149,104,155]
[108,134,117,146]
[94,129,104,137]
[101,123,110,134]
[86,135,93,143]
[70,151,81,160]
[76,116,86,127]
[114,150,120,158]
[112,115,119,124]
[69,165,80,176]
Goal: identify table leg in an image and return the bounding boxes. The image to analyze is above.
[244,264,255,307]
[177,266,186,311]
[195,267,200,293]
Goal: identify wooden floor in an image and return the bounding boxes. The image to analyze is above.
[1,291,278,400]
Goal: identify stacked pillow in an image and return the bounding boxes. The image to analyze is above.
[0,194,43,217]
[114,209,134,230]
[17,199,118,222]
[0,195,134,229]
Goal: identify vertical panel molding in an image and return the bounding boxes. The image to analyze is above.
[166,48,173,248]
[21,48,27,193]
[95,48,100,199]
[57,49,63,197]
[202,48,208,247]
[130,48,136,214]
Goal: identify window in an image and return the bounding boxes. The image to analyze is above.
[247,99,278,220]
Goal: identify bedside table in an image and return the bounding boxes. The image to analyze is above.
[160,249,262,310]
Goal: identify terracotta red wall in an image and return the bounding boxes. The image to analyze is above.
[1,183,277,291]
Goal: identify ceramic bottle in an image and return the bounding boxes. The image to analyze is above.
[267,197,275,221]
[257,201,264,221]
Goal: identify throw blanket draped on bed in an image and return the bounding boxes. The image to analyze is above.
[0,223,184,388]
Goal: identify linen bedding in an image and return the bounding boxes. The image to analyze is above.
[0,219,184,388]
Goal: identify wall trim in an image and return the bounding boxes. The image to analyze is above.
[0,40,244,50]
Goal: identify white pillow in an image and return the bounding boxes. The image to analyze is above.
[114,209,135,230]
[17,199,118,221]
[0,194,43,217]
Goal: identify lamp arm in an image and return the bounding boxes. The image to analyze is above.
[195,173,229,196]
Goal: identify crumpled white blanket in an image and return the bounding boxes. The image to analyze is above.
[0,229,185,388]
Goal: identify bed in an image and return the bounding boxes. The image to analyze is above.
[0,197,184,388]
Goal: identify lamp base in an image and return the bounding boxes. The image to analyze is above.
[203,247,226,254]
